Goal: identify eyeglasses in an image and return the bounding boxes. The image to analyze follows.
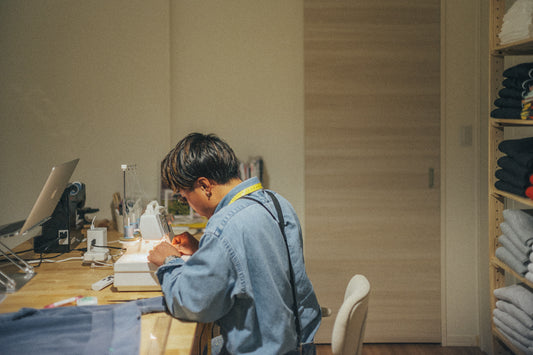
[176,193,187,204]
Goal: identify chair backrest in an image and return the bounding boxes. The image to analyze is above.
[331,274,371,355]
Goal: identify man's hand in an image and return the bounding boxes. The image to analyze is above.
[171,231,199,256]
[148,241,181,267]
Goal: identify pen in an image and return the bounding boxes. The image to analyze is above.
[44,295,83,308]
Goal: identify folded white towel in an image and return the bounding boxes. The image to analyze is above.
[529,264,533,273]
[494,284,533,317]
[503,210,533,246]
[494,316,533,348]
[497,300,533,329]
[500,222,532,255]
[527,272,533,284]
[499,0,533,45]
[494,308,533,339]
[496,247,528,275]
[499,234,530,264]
[495,321,533,354]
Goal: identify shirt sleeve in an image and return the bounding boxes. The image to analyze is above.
[155,232,242,323]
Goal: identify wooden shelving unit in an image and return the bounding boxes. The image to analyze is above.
[488,1,533,354]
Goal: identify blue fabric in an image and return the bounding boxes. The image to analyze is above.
[0,296,166,355]
[156,177,321,355]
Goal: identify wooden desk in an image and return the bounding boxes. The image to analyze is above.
[0,230,198,354]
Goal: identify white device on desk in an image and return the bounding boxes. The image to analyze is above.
[113,201,174,291]
[83,218,109,263]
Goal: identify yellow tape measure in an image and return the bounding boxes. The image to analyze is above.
[229,183,263,205]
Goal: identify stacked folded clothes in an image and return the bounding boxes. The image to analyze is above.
[498,0,533,45]
[498,210,533,276]
[491,62,533,119]
[495,137,533,197]
[493,284,533,354]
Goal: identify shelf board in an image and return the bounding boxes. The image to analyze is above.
[492,327,526,355]
[491,118,533,127]
[492,38,533,55]
[490,189,533,208]
[490,257,533,289]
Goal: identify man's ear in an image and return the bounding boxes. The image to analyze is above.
[196,177,213,192]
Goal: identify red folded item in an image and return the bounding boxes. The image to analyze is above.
[526,185,533,200]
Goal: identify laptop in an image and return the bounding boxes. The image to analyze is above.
[0,159,79,239]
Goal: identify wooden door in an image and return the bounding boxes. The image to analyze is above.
[304,0,441,343]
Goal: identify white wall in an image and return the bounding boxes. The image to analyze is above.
[441,0,488,349]
[168,1,305,219]
[0,0,171,225]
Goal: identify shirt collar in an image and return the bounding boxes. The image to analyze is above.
[215,177,262,214]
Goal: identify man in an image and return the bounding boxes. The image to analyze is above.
[148,133,321,354]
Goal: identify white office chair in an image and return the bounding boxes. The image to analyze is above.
[331,274,370,355]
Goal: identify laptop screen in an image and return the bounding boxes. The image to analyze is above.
[1,159,79,249]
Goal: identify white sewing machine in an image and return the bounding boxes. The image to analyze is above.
[113,201,173,291]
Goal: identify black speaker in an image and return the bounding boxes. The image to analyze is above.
[34,183,85,253]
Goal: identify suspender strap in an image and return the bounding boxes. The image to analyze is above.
[241,191,302,346]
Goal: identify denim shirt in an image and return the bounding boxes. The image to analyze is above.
[156,177,321,354]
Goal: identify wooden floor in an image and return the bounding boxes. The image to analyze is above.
[316,344,487,355]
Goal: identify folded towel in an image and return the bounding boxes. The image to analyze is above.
[496,247,528,275]
[500,222,533,256]
[504,62,533,80]
[495,97,524,108]
[499,138,533,168]
[496,180,527,196]
[503,210,533,246]
[492,108,522,119]
[494,320,533,354]
[527,272,533,284]
[499,234,530,264]
[527,186,533,200]
[497,169,532,188]
[497,300,533,329]
[498,156,533,182]
[494,308,533,339]
[494,284,533,317]
[529,263,533,273]
[503,77,533,91]
[500,87,527,100]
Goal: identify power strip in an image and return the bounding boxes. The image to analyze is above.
[83,227,110,262]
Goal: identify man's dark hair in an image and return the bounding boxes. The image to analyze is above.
[161,133,240,191]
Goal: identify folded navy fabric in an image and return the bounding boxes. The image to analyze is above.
[495,180,526,197]
[495,97,523,108]
[498,156,533,183]
[499,87,526,100]
[0,296,167,355]
[504,62,533,79]
[499,138,533,168]
[496,169,531,188]
[491,107,522,119]
[503,77,533,91]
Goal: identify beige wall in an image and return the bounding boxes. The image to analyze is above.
[168,1,305,218]
[0,0,489,351]
[0,0,171,225]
